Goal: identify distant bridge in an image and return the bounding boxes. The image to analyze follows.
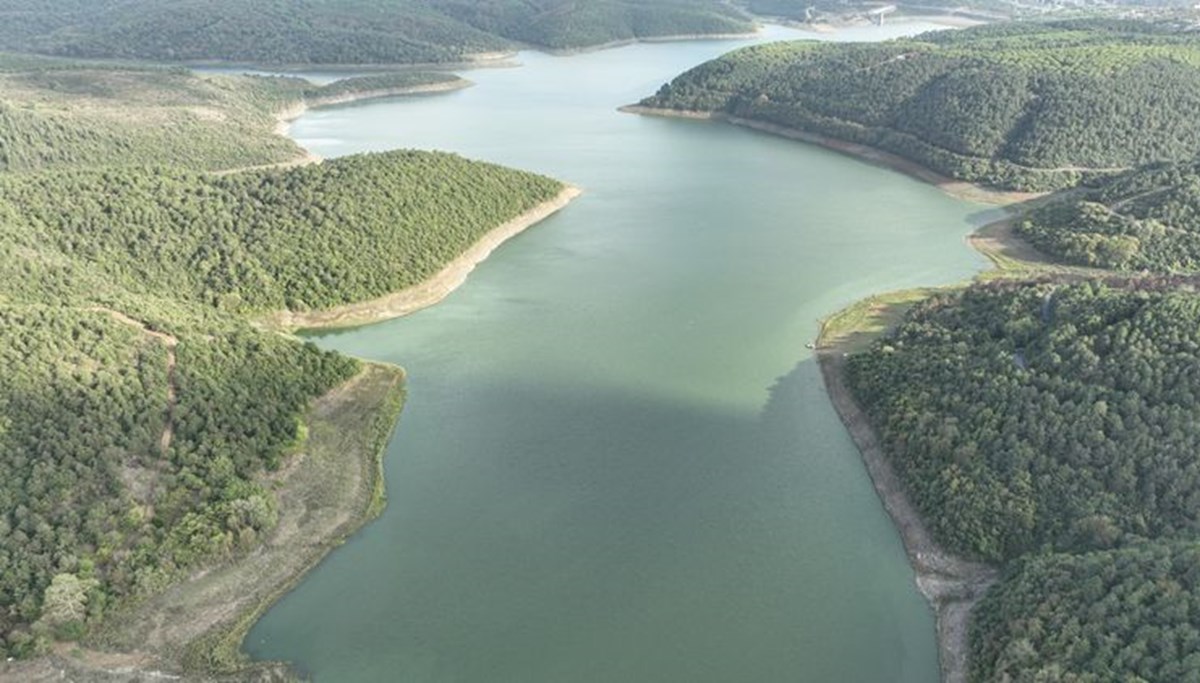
[867,5,898,24]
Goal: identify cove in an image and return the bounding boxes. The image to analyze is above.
[247,23,991,682]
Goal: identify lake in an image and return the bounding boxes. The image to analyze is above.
[246,22,992,682]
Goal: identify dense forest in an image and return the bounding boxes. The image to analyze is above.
[0,304,361,658]
[1019,158,1200,272]
[844,281,1200,680]
[639,20,1200,190]
[0,53,570,660]
[848,281,1200,562]
[971,542,1200,681]
[0,151,564,313]
[0,59,306,172]
[0,0,755,64]
[0,56,472,173]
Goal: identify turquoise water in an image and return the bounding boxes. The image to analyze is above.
[247,23,992,682]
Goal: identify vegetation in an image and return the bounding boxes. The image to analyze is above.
[0,64,307,172]
[0,51,569,664]
[840,280,1200,680]
[639,20,1200,190]
[431,0,754,50]
[0,304,360,658]
[0,152,563,313]
[304,71,465,103]
[971,543,1200,681]
[0,0,754,64]
[1019,158,1200,272]
[848,281,1200,562]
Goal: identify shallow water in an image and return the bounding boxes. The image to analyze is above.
[246,23,991,682]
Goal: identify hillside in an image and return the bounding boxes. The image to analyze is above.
[1018,158,1200,272]
[971,542,1200,682]
[637,20,1200,191]
[0,152,564,314]
[843,280,1200,681]
[0,54,475,173]
[0,59,305,172]
[847,281,1200,563]
[0,57,572,666]
[0,0,755,65]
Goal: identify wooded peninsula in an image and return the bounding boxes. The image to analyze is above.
[636,16,1200,683]
[0,53,574,676]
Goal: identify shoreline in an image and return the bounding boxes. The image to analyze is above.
[275,77,475,138]
[541,29,762,56]
[809,188,1101,682]
[260,185,582,332]
[189,51,520,74]
[633,85,1082,682]
[0,363,407,683]
[815,347,995,683]
[620,105,1042,206]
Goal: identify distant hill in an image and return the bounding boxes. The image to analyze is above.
[1019,158,1200,272]
[638,20,1200,191]
[0,0,755,65]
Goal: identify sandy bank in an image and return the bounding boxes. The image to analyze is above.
[620,105,1041,206]
[261,185,582,331]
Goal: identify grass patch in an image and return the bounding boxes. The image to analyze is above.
[818,288,940,355]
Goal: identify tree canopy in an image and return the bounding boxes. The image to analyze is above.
[0,0,754,64]
[1020,158,1200,272]
[640,20,1200,190]
[0,55,568,660]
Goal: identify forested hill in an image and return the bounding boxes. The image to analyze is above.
[0,55,570,662]
[845,281,1200,680]
[0,60,305,172]
[972,542,1200,682]
[0,152,565,314]
[638,20,1200,191]
[1018,159,1200,272]
[848,281,1200,563]
[0,56,470,173]
[0,0,755,65]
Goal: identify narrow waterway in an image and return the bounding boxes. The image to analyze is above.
[247,23,992,682]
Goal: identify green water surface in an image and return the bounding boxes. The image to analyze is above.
[247,23,994,682]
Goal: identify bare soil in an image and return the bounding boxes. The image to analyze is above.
[260,185,582,331]
[1,364,405,683]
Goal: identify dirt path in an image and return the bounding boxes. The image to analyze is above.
[86,307,180,453]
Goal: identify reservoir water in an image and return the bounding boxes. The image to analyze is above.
[247,23,991,682]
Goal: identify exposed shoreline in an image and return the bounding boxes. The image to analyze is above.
[0,363,407,683]
[815,348,995,683]
[620,105,1042,206]
[809,202,1088,682]
[625,97,1056,683]
[260,185,582,332]
[187,50,520,74]
[541,29,762,56]
[274,77,475,140]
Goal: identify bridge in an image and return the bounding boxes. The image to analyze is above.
[867,5,898,24]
